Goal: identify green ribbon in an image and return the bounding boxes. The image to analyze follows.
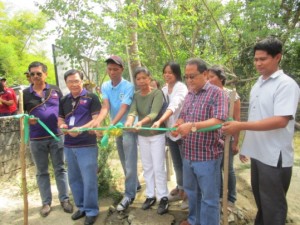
[63,120,233,133]
[13,114,60,143]
[36,118,60,142]
[10,114,230,147]
[127,124,222,132]
[61,118,233,147]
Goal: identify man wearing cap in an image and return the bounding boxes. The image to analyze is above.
[23,61,73,217]
[92,55,140,211]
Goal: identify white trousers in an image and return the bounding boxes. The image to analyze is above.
[138,133,169,200]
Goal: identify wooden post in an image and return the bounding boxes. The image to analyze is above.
[165,146,172,181]
[19,90,28,225]
[222,90,236,225]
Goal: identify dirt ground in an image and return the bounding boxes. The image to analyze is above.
[0,152,300,225]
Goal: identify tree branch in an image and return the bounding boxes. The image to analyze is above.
[157,21,175,60]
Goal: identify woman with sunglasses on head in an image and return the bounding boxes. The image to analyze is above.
[152,62,188,209]
[125,67,169,215]
[208,65,241,212]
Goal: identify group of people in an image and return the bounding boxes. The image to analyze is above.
[17,36,299,225]
[173,37,300,225]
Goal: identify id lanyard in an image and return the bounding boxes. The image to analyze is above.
[69,97,80,126]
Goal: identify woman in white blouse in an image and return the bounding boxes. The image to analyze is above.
[152,62,188,209]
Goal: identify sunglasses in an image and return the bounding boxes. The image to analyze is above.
[30,72,43,77]
[183,73,201,80]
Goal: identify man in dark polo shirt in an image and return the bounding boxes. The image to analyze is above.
[58,69,101,225]
[23,61,73,217]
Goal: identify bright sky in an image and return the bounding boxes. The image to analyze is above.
[3,0,42,13]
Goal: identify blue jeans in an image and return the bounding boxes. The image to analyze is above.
[64,146,99,216]
[183,157,221,225]
[220,141,236,203]
[167,138,183,189]
[116,131,140,199]
[30,138,69,205]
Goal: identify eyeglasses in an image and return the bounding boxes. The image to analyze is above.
[30,72,43,77]
[66,80,81,85]
[183,73,201,80]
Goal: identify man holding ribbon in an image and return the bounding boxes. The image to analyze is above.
[175,58,228,225]
[92,55,140,212]
[58,69,101,225]
[23,61,73,217]
[222,37,300,225]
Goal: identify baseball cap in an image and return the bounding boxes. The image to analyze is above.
[105,55,124,68]
[0,77,6,81]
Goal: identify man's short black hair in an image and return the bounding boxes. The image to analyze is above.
[28,61,48,73]
[186,58,207,73]
[64,69,84,81]
[254,37,283,57]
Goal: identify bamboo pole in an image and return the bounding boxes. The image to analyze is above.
[19,90,28,225]
[222,90,236,225]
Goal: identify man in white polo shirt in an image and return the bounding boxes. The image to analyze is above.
[222,37,300,225]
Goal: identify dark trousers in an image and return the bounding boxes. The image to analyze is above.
[167,138,183,188]
[251,157,292,225]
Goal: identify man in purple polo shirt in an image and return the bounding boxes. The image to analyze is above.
[23,61,73,217]
[58,69,101,225]
[174,58,228,225]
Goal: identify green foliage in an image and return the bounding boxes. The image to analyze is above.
[38,0,299,99]
[0,1,54,86]
[96,96,119,197]
[97,140,116,196]
[281,39,300,83]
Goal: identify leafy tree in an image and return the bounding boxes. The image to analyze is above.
[38,0,299,99]
[0,1,55,86]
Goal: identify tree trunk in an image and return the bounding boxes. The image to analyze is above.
[126,0,141,81]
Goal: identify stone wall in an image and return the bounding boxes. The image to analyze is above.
[0,117,32,177]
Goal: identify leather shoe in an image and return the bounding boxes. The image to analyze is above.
[40,204,51,217]
[84,216,97,225]
[61,199,73,213]
[71,210,85,220]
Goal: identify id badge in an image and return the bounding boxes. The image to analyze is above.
[69,116,75,126]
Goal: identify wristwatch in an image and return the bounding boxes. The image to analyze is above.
[191,122,197,132]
